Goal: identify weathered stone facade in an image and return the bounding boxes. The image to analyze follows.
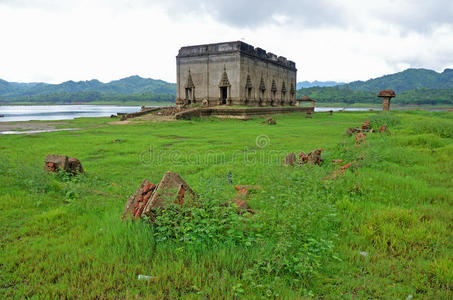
[176,41,297,107]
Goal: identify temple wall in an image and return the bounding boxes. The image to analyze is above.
[238,55,296,106]
[176,41,297,107]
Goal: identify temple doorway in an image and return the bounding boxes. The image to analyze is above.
[220,87,228,105]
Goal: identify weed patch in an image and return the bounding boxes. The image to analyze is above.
[1,111,452,298]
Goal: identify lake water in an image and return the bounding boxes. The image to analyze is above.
[0,105,142,122]
[4,104,447,123]
[0,105,382,123]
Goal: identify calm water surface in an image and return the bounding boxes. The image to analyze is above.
[3,105,444,123]
[0,105,379,122]
[0,105,142,122]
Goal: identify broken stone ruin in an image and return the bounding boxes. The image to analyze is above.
[230,185,261,215]
[261,117,277,125]
[299,148,323,165]
[44,154,84,175]
[283,148,323,166]
[283,152,297,166]
[122,171,197,220]
[345,119,392,137]
[123,172,260,221]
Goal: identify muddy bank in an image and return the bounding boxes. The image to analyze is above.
[0,121,80,135]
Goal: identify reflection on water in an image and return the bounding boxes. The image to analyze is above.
[1,105,447,123]
[0,128,80,135]
[0,105,142,122]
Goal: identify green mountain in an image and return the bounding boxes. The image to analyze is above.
[345,68,453,92]
[2,68,453,105]
[297,68,453,105]
[0,76,177,104]
[297,80,344,89]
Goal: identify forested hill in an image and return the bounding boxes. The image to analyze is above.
[297,68,453,105]
[2,68,453,105]
[296,80,344,89]
[0,76,177,104]
[345,68,453,92]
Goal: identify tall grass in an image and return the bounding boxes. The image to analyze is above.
[1,111,452,298]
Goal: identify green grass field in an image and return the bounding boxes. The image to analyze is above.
[1,111,452,299]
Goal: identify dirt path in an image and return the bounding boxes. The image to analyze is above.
[108,114,175,125]
[0,121,68,131]
[0,121,84,135]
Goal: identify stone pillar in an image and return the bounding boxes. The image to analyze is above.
[383,97,390,112]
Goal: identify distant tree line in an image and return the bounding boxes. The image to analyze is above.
[296,87,453,105]
[0,92,174,104]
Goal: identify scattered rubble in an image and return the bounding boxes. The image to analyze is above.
[122,179,156,219]
[261,117,277,125]
[44,154,84,175]
[299,148,323,165]
[326,159,362,180]
[283,152,297,166]
[340,162,355,173]
[143,171,197,214]
[332,159,343,164]
[229,185,260,215]
[379,125,389,134]
[355,132,366,144]
[123,172,259,220]
[345,127,364,136]
[350,184,361,193]
[68,158,84,174]
[234,185,262,192]
[283,148,323,166]
[361,120,370,130]
[345,119,390,137]
[122,171,197,220]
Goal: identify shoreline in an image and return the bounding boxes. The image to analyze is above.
[1,102,451,109]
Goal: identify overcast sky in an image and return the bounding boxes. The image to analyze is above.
[1,0,452,83]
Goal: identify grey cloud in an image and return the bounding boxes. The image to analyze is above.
[161,0,349,28]
[2,0,452,34]
[375,0,453,33]
[161,0,453,34]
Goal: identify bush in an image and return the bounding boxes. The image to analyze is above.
[149,204,258,247]
[369,113,401,128]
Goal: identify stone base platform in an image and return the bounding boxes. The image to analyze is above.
[175,106,314,120]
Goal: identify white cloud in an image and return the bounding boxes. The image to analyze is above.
[0,0,452,83]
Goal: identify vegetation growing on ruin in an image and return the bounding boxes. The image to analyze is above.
[0,111,452,298]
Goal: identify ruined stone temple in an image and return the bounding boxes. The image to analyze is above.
[176,41,297,107]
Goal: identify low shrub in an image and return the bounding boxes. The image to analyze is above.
[369,112,401,128]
